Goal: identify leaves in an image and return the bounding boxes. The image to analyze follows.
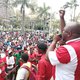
[37,3,50,18]
[63,0,79,9]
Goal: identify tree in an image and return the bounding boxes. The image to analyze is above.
[37,3,50,30]
[13,0,36,34]
[63,0,79,21]
[37,3,50,17]
[0,0,15,30]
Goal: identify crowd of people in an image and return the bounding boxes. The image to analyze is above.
[0,9,80,80]
[0,29,52,80]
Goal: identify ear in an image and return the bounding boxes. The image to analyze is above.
[68,31,72,37]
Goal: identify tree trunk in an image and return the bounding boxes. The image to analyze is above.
[21,6,25,35]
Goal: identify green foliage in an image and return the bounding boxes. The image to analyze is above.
[34,22,44,30]
[63,0,79,21]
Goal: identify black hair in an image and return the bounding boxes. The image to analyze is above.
[37,42,47,52]
[21,53,29,62]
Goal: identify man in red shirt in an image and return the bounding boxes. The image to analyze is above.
[37,42,52,80]
[29,46,37,65]
[0,55,6,80]
[47,22,80,80]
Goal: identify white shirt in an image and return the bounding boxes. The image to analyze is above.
[16,63,30,80]
[6,56,15,69]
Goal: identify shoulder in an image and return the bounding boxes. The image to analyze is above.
[38,59,45,66]
[10,56,15,59]
[56,45,68,53]
[16,67,29,80]
[56,45,73,63]
[48,45,71,65]
[18,67,29,74]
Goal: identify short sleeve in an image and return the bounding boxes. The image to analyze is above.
[48,46,70,65]
[56,46,70,64]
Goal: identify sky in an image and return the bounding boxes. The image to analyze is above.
[37,0,68,12]
[37,0,80,22]
[15,0,80,22]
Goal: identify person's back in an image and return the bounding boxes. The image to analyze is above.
[16,62,30,80]
[66,38,80,80]
[52,40,80,80]
[36,42,52,80]
[47,22,80,80]
[37,54,52,80]
[16,53,29,80]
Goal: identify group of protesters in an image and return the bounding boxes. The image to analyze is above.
[0,29,49,80]
[0,9,80,80]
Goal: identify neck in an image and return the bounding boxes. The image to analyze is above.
[66,35,80,42]
[71,34,80,40]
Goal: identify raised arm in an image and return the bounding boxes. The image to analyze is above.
[59,10,65,33]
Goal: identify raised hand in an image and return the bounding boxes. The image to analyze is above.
[59,9,65,33]
[59,10,65,18]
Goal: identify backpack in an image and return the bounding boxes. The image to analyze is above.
[22,66,36,80]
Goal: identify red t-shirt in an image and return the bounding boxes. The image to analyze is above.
[0,57,6,80]
[37,54,52,80]
[29,52,37,65]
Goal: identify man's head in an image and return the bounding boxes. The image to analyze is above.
[62,22,80,42]
[8,49,13,56]
[21,53,29,63]
[37,42,47,54]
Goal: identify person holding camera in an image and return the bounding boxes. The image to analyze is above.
[47,10,80,80]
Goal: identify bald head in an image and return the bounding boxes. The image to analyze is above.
[65,22,80,34]
[62,22,80,42]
